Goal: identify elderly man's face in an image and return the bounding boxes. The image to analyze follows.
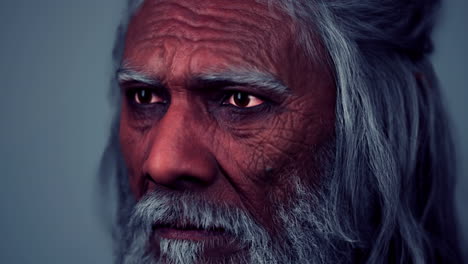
[119,0,335,262]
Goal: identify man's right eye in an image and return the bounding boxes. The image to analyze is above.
[132,88,165,105]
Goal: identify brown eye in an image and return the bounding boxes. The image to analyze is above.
[227,92,264,108]
[134,89,163,104]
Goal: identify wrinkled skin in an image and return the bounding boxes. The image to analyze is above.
[119,0,336,261]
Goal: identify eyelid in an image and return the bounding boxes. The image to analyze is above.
[220,90,266,110]
[136,90,164,104]
[222,86,266,98]
[223,86,279,105]
[124,86,168,106]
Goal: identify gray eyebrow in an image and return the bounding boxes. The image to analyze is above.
[116,67,291,96]
[116,68,161,86]
[195,70,291,96]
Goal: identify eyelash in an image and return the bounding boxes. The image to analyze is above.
[221,91,265,108]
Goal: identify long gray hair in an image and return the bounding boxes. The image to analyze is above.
[100,0,463,263]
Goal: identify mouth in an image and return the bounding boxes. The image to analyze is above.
[153,223,244,263]
[152,222,228,241]
[151,221,244,259]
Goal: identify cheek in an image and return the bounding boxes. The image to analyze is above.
[223,106,334,173]
[219,97,335,214]
[209,112,332,233]
[119,109,148,198]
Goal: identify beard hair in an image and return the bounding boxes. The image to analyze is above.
[117,142,353,264]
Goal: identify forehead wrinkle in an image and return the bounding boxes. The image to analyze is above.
[130,0,288,49]
[134,35,261,63]
[129,24,262,56]
[128,37,278,79]
[126,0,298,90]
[187,46,274,71]
[135,18,263,45]
[128,18,279,74]
[130,33,273,70]
[147,1,274,33]
[129,8,276,54]
[149,0,285,26]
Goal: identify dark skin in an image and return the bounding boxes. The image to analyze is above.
[119,0,336,260]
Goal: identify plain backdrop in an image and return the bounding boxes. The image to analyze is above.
[0,0,466,263]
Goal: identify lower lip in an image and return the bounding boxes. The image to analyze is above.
[155,227,228,241]
[153,227,244,259]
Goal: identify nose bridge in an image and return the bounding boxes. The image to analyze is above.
[144,103,218,190]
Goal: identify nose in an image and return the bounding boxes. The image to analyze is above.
[143,106,219,191]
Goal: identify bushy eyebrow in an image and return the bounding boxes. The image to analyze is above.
[116,68,163,87]
[116,66,291,97]
[194,70,291,97]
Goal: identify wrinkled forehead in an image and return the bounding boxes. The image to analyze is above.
[127,0,290,29]
[123,0,296,73]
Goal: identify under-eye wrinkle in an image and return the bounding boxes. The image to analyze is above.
[216,101,274,124]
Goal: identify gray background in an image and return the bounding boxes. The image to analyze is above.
[0,0,466,263]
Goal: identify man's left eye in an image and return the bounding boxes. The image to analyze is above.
[225,92,264,108]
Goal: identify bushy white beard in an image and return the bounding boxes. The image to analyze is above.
[118,189,275,264]
[117,175,351,264]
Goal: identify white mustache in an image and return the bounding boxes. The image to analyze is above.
[126,190,269,244]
